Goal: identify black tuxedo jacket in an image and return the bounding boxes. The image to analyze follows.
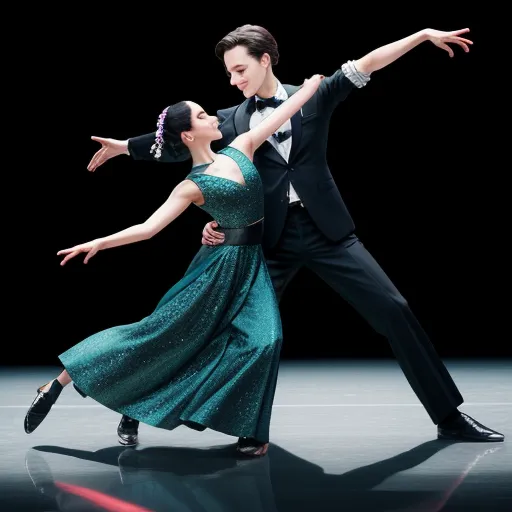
[128,68,358,249]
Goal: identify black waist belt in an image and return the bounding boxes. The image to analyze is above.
[217,218,263,245]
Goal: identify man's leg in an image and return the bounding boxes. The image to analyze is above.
[306,231,462,424]
[263,206,309,303]
[295,208,502,440]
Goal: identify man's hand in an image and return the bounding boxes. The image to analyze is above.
[201,221,225,246]
[424,28,472,57]
[87,136,130,172]
[354,27,473,75]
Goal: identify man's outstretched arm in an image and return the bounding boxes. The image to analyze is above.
[353,27,472,75]
[317,27,472,116]
[86,105,237,172]
[87,133,191,172]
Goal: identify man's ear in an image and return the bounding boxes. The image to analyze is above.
[260,53,271,68]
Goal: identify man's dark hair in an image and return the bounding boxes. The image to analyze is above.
[215,24,279,66]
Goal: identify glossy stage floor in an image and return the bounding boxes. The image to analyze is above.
[1,359,510,511]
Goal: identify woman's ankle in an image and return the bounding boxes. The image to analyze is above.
[57,370,72,388]
[41,378,67,393]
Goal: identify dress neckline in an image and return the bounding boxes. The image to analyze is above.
[191,161,214,170]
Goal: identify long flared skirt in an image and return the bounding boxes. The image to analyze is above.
[59,244,282,443]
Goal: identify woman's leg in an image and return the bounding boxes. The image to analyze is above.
[24,369,72,434]
[39,369,72,392]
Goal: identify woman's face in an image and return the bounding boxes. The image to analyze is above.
[184,101,222,142]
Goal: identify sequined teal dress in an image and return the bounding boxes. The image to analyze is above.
[59,146,282,443]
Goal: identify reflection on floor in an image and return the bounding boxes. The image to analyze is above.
[1,359,510,511]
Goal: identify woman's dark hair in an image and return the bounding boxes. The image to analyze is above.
[151,101,192,160]
[215,24,279,66]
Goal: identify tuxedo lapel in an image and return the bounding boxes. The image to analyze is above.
[234,97,286,165]
[234,98,253,136]
[289,109,301,162]
[233,87,302,166]
[283,84,302,162]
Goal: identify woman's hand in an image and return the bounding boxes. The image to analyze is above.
[57,239,104,265]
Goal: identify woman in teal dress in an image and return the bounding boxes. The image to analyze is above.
[24,74,324,456]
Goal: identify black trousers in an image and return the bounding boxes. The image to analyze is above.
[263,204,463,425]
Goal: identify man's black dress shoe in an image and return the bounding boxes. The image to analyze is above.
[117,415,139,446]
[24,379,63,434]
[438,412,504,442]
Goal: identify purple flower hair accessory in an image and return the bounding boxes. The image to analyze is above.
[150,106,170,159]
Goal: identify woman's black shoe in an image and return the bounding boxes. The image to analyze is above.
[237,437,269,457]
[117,415,139,446]
[24,380,63,434]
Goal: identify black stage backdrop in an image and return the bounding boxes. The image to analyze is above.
[11,8,504,365]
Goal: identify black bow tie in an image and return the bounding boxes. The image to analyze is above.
[272,130,292,143]
[255,96,284,111]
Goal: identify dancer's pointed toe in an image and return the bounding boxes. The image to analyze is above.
[24,380,63,434]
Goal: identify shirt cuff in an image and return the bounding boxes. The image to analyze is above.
[341,60,371,88]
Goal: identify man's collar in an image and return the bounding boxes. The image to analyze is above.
[255,79,288,102]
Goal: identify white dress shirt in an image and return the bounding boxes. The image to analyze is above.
[249,60,371,204]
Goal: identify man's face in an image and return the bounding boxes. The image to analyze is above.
[223,45,269,98]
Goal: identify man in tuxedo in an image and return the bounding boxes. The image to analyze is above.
[87,25,504,451]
